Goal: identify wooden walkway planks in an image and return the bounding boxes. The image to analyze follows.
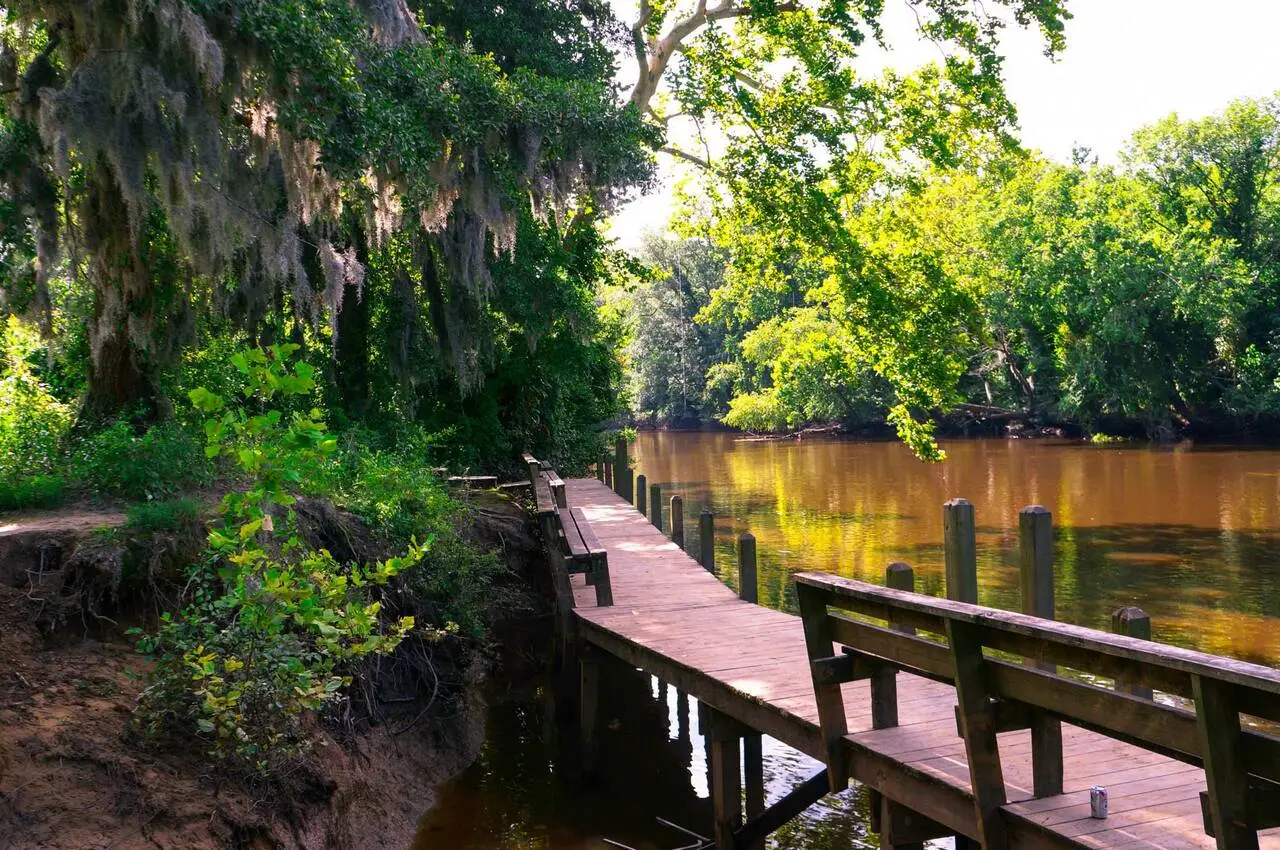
[564,477,1280,850]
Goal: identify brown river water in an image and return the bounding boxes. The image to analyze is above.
[416,433,1280,849]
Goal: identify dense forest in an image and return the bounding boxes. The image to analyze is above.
[624,96,1280,452]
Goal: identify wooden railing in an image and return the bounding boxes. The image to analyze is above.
[795,572,1280,849]
[523,452,612,608]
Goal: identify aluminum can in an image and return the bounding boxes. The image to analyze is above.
[1090,785,1108,819]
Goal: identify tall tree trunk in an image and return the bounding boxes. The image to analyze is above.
[334,222,372,419]
[81,168,163,423]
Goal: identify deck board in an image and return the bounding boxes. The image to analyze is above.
[565,477,1280,849]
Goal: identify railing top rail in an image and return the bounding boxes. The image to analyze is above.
[794,572,1280,695]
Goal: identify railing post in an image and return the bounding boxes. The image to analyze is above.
[873,562,914,730]
[597,455,605,482]
[604,459,613,490]
[650,483,663,531]
[1112,606,1154,699]
[1019,505,1063,798]
[671,495,685,549]
[636,473,647,516]
[737,531,764,846]
[943,498,977,604]
[700,508,715,573]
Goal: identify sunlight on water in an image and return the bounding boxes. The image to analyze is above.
[634,433,1280,666]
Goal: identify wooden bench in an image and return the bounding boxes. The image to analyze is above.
[794,572,1280,850]
[557,506,612,606]
[521,452,612,610]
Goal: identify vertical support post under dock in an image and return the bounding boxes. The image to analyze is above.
[615,435,631,501]
[738,533,764,847]
[580,646,601,784]
[701,704,745,850]
[636,473,647,516]
[1020,505,1063,798]
[650,483,663,531]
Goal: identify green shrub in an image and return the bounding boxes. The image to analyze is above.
[0,474,67,511]
[124,498,203,534]
[135,346,430,772]
[71,419,210,500]
[0,317,73,492]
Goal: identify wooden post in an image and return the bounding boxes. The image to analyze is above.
[604,460,613,489]
[615,435,628,495]
[619,466,634,505]
[947,619,1007,849]
[711,737,742,849]
[738,531,764,847]
[671,495,685,549]
[943,498,978,604]
[596,458,604,482]
[873,563,914,731]
[796,582,849,791]
[1192,674,1256,850]
[580,647,601,783]
[1112,606,1154,699]
[738,532,757,604]
[650,483,663,531]
[699,508,715,573]
[636,473,647,516]
[1019,505,1063,798]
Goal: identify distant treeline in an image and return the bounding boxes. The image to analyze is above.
[621,97,1280,447]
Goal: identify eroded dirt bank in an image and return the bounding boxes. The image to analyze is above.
[0,493,544,849]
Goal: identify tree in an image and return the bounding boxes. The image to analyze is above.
[0,0,652,426]
[617,0,1071,454]
[626,235,726,423]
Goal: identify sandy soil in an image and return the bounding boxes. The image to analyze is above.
[0,509,490,849]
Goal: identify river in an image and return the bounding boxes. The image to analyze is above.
[417,434,1280,848]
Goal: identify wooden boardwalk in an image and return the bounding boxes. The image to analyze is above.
[562,476,1280,850]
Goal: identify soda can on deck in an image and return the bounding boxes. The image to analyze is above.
[1090,785,1108,819]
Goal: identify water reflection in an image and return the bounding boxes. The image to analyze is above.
[415,653,882,849]
[634,433,1280,665]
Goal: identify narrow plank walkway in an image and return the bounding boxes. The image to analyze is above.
[565,477,1280,850]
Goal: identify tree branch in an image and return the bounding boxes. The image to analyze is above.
[661,145,712,170]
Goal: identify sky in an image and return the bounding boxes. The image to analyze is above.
[606,0,1280,247]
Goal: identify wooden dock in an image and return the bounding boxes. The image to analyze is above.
[527,451,1280,850]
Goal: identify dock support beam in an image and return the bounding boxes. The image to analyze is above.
[636,474,647,516]
[700,704,746,850]
[580,646,601,784]
[650,482,663,531]
[738,533,764,848]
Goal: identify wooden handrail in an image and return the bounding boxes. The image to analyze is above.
[795,572,1280,701]
[795,571,1280,846]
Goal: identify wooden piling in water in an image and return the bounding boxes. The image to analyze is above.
[636,473,647,515]
[615,436,631,501]
[943,498,977,604]
[650,482,663,531]
[700,508,715,573]
[1112,606,1153,699]
[737,532,764,846]
[671,495,685,549]
[1019,505,1063,798]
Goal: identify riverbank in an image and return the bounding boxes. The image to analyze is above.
[0,491,548,849]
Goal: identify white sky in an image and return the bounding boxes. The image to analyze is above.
[606,0,1280,248]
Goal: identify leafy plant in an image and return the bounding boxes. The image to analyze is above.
[135,346,431,771]
[0,316,72,499]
